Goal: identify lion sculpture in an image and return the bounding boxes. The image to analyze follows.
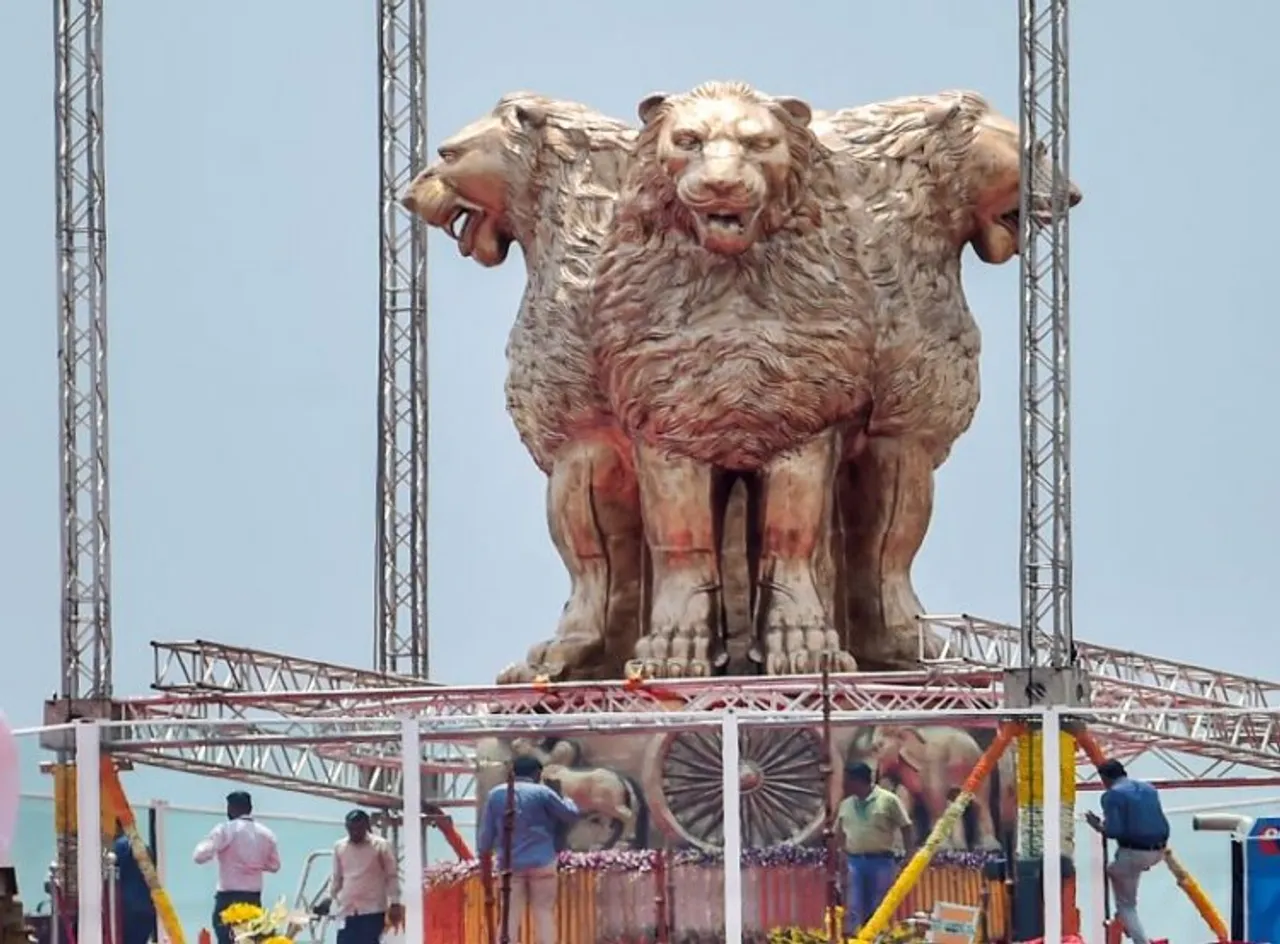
[400,94,647,682]
[404,84,1081,682]
[811,92,1082,667]
[589,81,1082,676]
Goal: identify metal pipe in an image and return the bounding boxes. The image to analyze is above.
[1190,814,1251,941]
[399,720,425,944]
[48,862,61,944]
[104,850,118,944]
[819,656,840,942]
[481,853,496,944]
[653,849,669,944]
[1044,710,1063,944]
[497,762,517,944]
[75,722,103,944]
[1230,837,1244,942]
[1101,836,1111,925]
[721,711,743,944]
[1192,813,1255,834]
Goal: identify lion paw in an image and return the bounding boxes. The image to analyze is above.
[632,590,715,680]
[625,656,711,680]
[762,620,857,676]
[495,639,574,685]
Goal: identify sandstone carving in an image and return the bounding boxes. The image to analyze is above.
[401,94,645,682]
[812,92,1081,667]
[590,81,870,678]
[404,84,1080,683]
[591,82,1081,676]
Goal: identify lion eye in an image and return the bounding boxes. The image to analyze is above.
[671,132,702,151]
[747,137,779,151]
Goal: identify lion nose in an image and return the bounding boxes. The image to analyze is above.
[695,172,754,206]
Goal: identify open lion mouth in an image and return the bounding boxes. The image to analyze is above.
[689,206,759,254]
[704,212,747,234]
[443,202,512,267]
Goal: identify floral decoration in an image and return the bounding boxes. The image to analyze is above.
[422,847,1001,887]
[218,898,308,944]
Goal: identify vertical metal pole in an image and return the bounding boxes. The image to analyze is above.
[49,863,62,944]
[1018,0,1074,669]
[151,801,170,944]
[376,0,430,679]
[498,764,517,944]
[819,659,839,941]
[721,712,743,944]
[105,849,119,944]
[1043,709,1063,944]
[54,0,112,900]
[400,719,425,944]
[75,722,103,944]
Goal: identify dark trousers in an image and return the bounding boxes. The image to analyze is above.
[121,908,156,944]
[212,891,262,944]
[336,912,385,944]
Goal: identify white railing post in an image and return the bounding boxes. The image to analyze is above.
[721,711,742,944]
[76,720,103,944]
[401,718,425,944]
[1043,707,1063,944]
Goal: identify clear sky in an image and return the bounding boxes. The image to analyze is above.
[1,0,1277,804]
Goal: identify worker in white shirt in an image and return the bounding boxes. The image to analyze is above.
[192,791,282,944]
[318,810,403,944]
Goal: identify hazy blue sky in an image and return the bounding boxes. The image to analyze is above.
[2,0,1277,825]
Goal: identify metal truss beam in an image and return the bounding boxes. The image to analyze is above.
[925,616,1280,708]
[1018,0,1074,670]
[55,0,112,702]
[117,620,1280,806]
[375,0,429,679]
[150,640,433,698]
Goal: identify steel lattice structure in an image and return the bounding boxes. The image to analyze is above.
[375,0,431,679]
[48,0,1280,836]
[54,0,112,706]
[91,617,1280,811]
[1018,0,1074,670]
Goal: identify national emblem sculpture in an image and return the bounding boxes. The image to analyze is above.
[402,82,1081,683]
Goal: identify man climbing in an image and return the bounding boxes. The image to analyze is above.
[1085,758,1170,944]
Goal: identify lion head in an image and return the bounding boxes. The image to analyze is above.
[963,105,1083,264]
[623,81,822,255]
[401,93,632,267]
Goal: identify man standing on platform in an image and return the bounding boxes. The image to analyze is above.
[836,762,914,936]
[1085,759,1170,944]
[324,810,404,944]
[193,791,281,944]
[478,756,581,944]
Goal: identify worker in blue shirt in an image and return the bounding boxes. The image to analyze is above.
[1084,758,1169,944]
[478,756,580,944]
[113,830,157,944]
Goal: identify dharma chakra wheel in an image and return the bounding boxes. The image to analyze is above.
[644,725,829,850]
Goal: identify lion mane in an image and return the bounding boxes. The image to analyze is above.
[488,94,636,472]
[590,82,876,471]
[814,91,990,451]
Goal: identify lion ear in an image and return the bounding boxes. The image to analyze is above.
[514,103,547,130]
[637,93,669,126]
[773,96,814,127]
